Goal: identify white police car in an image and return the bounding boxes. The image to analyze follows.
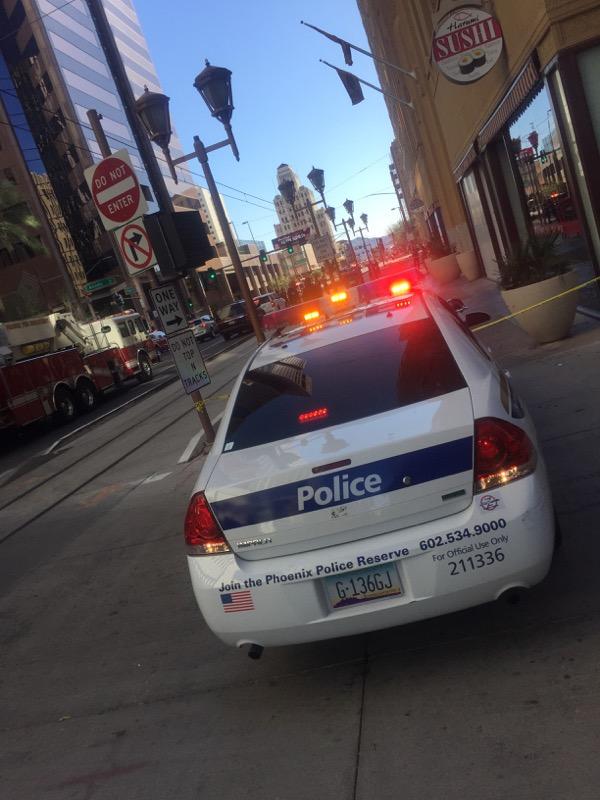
[184,285,555,654]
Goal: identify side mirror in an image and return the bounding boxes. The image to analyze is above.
[465,312,490,328]
[446,297,466,312]
[101,325,112,333]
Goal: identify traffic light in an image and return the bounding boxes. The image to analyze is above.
[207,267,217,282]
[259,249,268,263]
[287,246,294,254]
[187,298,193,310]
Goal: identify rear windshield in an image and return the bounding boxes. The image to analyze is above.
[222,302,245,318]
[224,318,466,451]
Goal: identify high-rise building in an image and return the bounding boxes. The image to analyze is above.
[273,163,334,242]
[0,0,222,317]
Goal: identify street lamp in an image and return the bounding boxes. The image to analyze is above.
[134,87,172,151]
[307,166,326,205]
[135,62,263,345]
[278,179,297,210]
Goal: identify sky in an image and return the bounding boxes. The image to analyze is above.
[134,0,398,243]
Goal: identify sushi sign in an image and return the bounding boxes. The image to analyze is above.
[433,6,504,84]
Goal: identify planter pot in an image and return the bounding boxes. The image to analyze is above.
[456,249,480,282]
[500,270,579,344]
[427,253,460,285]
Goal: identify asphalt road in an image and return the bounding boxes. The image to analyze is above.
[1,323,600,799]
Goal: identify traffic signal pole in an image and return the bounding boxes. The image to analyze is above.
[88,112,215,444]
[187,136,265,343]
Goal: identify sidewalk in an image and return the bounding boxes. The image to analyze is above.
[430,274,600,525]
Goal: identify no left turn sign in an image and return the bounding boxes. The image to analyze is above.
[116,219,157,275]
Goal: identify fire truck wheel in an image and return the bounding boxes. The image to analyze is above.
[54,386,77,423]
[75,379,97,412]
[137,353,153,383]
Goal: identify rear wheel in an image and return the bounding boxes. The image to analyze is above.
[75,379,97,413]
[137,352,153,382]
[54,386,77,423]
[222,332,231,341]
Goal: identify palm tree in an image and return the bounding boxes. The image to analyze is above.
[0,180,44,253]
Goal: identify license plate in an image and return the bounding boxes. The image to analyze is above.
[324,564,403,610]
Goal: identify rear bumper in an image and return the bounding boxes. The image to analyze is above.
[187,471,555,648]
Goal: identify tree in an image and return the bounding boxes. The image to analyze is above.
[0,181,44,254]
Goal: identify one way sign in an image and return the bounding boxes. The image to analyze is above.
[150,283,188,334]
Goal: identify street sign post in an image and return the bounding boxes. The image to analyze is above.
[272,228,310,250]
[150,283,188,334]
[116,218,157,275]
[149,282,215,444]
[168,329,211,394]
[84,276,116,292]
[84,148,147,231]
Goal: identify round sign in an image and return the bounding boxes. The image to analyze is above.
[90,155,141,226]
[119,222,155,271]
[432,6,503,84]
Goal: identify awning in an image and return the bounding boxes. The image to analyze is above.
[453,143,478,181]
[477,57,541,150]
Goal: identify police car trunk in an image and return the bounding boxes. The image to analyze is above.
[203,295,474,560]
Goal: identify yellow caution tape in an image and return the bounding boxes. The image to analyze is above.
[472,275,600,331]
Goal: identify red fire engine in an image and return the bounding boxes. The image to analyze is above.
[0,311,155,429]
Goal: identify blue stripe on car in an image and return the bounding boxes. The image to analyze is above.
[211,436,473,530]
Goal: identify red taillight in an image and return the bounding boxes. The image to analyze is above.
[474,418,537,493]
[299,407,328,423]
[390,279,411,296]
[184,492,231,555]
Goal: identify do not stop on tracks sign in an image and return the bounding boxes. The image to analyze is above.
[84,148,147,231]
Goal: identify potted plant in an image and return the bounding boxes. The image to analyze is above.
[456,248,481,281]
[497,233,578,343]
[425,237,460,285]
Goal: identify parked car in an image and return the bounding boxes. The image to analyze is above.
[215,301,254,340]
[191,315,217,341]
[184,283,556,652]
[252,293,286,315]
[148,330,169,352]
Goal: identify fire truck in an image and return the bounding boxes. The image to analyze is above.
[0,310,155,430]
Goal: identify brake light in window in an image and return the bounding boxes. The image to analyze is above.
[303,310,320,321]
[184,492,231,555]
[390,279,411,296]
[299,407,328,423]
[330,290,348,303]
[474,418,536,492]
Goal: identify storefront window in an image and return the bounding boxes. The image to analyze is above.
[461,168,499,280]
[507,81,596,305]
[577,46,600,152]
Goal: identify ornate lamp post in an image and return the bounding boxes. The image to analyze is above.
[135,62,264,345]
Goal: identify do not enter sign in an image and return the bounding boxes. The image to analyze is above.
[84,148,147,231]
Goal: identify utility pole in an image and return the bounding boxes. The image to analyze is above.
[85,9,215,443]
[342,218,358,270]
[188,137,265,343]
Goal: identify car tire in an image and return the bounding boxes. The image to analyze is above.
[222,332,230,341]
[137,352,153,383]
[75,379,97,413]
[54,386,77,423]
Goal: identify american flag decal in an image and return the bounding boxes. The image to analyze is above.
[220,590,254,613]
